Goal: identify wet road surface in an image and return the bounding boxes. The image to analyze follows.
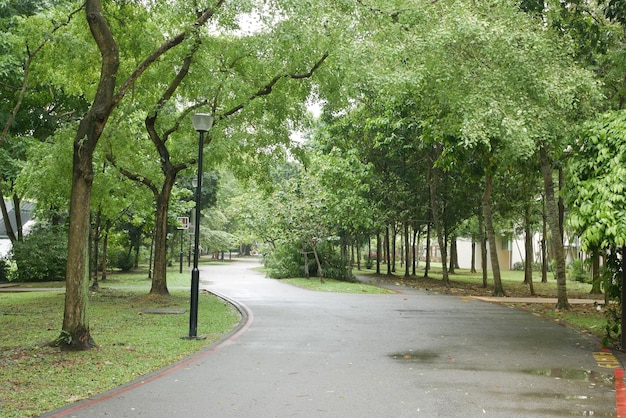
[45,258,618,417]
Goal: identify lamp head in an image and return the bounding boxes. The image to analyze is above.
[191,113,214,132]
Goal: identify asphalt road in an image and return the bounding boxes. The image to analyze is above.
[44,258,618,417]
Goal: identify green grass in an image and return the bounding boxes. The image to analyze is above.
[281,277,393,294]
[0,264,240,418]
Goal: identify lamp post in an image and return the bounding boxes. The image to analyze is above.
[184,113,214,340]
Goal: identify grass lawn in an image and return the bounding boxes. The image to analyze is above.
[0,261,240,418]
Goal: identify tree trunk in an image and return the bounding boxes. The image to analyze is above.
[356,238,361,271]
[471,239,477,274]
[59,0,120,351]
[90,207,101,290]
[303,250,309,278]
[101,228,109,281]
[483,171,505,296]
[63,138,98,350]
[424,222,431,278]
[448,236,457,274]
[541,197,548,283]
[385,225,391,276]
[404,222,410,277]
[150,186,172,296]
[312,245,324,283]
[590,248,602,294]
[391,225,396,273]
[0,186,16,243]
[12,193,23,241]
[429,163,449,285]
[412,227,419,275]
[524,206,535,296]
[376,232,381,274]
[479,213,488,288]
[539,146,570,310]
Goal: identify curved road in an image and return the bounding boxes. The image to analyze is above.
[45,258,618,417]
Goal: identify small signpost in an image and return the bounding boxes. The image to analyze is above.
[177,217,189,273]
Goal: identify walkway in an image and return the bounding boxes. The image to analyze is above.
[38,259,621,417]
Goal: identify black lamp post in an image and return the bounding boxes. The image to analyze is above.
[184,113,214,340]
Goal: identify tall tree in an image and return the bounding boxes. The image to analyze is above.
[58,0,221,350]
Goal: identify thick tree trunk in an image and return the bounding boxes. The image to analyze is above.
[590,249,602,294]
[151,185,173,296]
[59,0,119,351]
[539,146,570,310]
[483,171,505,296]
[63,137,98,350]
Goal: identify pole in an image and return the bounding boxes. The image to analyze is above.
[187,130,204,339]
[179,229,183,274]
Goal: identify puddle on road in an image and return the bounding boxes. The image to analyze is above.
[388,350,439,362]
[388,354,616,416]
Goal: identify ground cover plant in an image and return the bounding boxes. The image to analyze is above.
[0,264,240,418]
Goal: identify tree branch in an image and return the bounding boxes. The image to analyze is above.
[105,151,159,196]
[220,52,329,119]
[111,0,225,108]
[0,4,84,144]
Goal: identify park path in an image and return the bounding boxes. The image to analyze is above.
[44,258,619,417]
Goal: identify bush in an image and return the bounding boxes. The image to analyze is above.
[10,225,67,282]
[514,261,547,272]
[568,259,590,283]
[321,251,354,282]
[109,248,134,272]
[264,244,309,279]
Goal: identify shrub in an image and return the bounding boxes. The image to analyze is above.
[109,248,134,272]
[10,225,67,282]
[568,259,589,283]
[321,250,354,282]
[264,244,309,279]
[514,261,547,272]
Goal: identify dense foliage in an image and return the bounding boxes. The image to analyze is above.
[10,225,67,282]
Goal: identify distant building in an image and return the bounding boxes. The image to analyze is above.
[0,200,35,258]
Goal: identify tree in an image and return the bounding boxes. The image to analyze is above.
[58,0,222,350]
[567,109,626,346]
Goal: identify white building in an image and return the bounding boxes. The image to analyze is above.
[0,200,35,258]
